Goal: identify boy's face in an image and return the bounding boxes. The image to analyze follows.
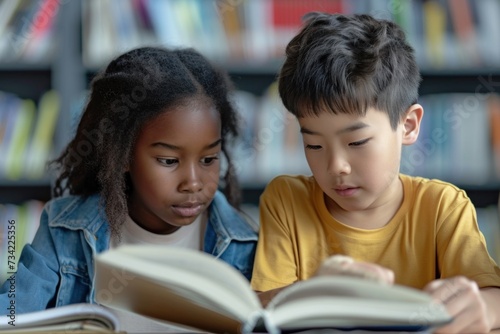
[298,107,414,214]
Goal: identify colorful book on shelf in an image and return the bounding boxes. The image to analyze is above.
[197,0,230,60]
[4,98,36,180]
[271,0,343,27]
[241,0,273,61]
[475,0,500,66]
[22,0,60,61]
[143,0,182,47]
[24,90,60,179]
[92,245,452,334]
[82,0,117,67]
[489,94,500,179]
[3,0,56,61]
[422,0,447,68]
[0,0,23,44]
[0,93,9,158]
[218,0,244,60]
[447,0,479,66]
[0,93,23,177]
[271,0,343,57]
[108,0,142,55]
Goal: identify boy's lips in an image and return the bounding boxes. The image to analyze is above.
[334,186,359,197]
[172,202,204,217]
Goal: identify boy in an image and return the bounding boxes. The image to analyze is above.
[251,12,500,333]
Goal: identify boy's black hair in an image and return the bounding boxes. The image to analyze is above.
[51,46,240,234]
[278,12,421,129]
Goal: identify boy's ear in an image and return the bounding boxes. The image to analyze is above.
[401,104,424,145]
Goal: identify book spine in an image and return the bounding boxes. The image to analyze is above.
[242,310,279,334]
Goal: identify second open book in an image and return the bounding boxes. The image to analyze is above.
[94,245,452,334]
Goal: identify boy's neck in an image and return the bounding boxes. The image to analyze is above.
[324,178,404,230]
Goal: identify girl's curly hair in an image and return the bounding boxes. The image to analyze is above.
[51,46,241,235]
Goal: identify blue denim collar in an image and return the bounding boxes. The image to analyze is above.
[47,191,257,244]
[209,191,258,241]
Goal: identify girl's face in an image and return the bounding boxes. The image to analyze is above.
[127,98,221,234]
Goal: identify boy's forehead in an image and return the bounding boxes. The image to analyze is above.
[297,107,392,131]
[297,105,388,118]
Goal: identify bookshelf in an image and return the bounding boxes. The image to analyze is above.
[2,0,500,211]
[0,0,84,205]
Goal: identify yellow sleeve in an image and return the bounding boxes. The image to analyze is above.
[250,178,299,292]
[437,198,500,288]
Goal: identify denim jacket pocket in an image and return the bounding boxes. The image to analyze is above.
[56,264,91,306]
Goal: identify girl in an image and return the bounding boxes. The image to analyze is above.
[0,47,258,323]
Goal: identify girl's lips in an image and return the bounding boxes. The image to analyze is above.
[334,187,359,197]
[171,204,203,218]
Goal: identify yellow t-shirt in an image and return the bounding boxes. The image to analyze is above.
[251,174,500,292]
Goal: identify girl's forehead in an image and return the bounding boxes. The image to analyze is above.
[146,97,217,124]
[138,102,221,142]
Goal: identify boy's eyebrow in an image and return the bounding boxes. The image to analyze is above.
[151,139,222,150]
[300,122,369,135]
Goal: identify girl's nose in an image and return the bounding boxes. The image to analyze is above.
[178,165,203,193]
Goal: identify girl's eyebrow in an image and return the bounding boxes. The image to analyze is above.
[300,122,369,135]
[205,138,222,149]
[151,139,222,150]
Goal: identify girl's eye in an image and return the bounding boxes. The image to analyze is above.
[305,144,322,150]
[349,138,370,147]
[201,156,219,166]
[157,158,178,166]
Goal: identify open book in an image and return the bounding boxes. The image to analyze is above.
[0,303,122,333]
[94,245,452,334]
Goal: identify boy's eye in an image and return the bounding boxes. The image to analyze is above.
[305,144,322,150]
[349,138,370,147]
[157,158,178,166]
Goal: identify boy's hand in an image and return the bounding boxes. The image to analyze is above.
[424,276,492,333]
[314,255,395,285]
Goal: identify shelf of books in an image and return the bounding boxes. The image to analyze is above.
[1,0,500,273]
[80,0,500,70]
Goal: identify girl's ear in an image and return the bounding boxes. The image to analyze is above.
[401,104,424,145]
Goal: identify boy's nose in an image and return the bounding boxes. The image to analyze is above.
[328,155,351,176]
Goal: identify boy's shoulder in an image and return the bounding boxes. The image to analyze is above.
[264,174,316,197]
[261,174,322,203]
[400,174,470,205]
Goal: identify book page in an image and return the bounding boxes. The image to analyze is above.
[97,264,243,334]
[95,246,261,327]
[267,276,432,309]
[266,276,451,331]
[0,303,119,332]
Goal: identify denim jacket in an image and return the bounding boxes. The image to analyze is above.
[0,191,258,315]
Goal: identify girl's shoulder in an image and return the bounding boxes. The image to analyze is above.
[42,193,106,230]
[210,191,259,237]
